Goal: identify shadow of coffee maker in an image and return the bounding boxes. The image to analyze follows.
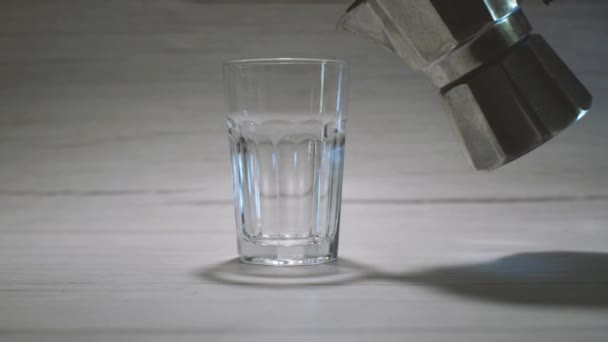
[197,251,608,307]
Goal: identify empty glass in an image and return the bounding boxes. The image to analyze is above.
[223,58,349,266]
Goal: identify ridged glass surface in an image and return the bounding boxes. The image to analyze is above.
[228,116,345,248]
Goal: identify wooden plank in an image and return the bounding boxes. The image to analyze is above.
[0,2,606,201]
[1,0,607,341]
[1,198,607,284]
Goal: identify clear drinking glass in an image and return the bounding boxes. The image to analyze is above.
[223,58,349,266]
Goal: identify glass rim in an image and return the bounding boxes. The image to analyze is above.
[224,58,346,68]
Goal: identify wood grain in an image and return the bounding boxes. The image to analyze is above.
[1,0,607,341]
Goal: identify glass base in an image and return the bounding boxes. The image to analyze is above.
[238,239,337,266]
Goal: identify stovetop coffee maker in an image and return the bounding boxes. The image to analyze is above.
[338,0,592,170]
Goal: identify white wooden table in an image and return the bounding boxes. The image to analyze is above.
[1,1,607,341]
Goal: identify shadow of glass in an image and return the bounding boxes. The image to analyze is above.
[195,258,375,287]
[195,251,608,307]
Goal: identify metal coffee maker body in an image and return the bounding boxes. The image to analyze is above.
[338,0,592,170]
